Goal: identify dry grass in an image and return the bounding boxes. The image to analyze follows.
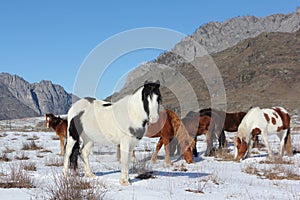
[243,162,300,181]
[39,149,53,153]
[173,163,188,172]
[258,158,294,165]
[3,147,15,154]
[185,173,219,194]
[0,163,35,188]
[14,152,30,160]
[51,136,60,140]
[22,162,37,171]
[0,152,11,162]
[213,148,235,161]
[43,173,107,200]
[27,135,40,141]
[45,157,63,167]
[21,141,43,150]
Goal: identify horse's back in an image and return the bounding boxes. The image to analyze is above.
[67,98,114,140]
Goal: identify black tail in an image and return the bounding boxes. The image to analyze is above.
[69,140,80,170]
[68,112,84,171]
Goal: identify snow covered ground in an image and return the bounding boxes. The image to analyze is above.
[0,116,299,200]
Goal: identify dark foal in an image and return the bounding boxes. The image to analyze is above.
[46,113,67,156]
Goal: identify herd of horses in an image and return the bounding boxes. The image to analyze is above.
[45,81,293,185]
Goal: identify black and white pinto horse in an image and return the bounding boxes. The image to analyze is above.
[63,81,161,185]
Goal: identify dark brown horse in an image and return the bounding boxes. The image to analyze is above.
[182,108,247,157]
[182,110,221,156]
[46,113,67,156]
[145,110,195,165]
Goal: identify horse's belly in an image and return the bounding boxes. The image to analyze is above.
[83,126,120,144]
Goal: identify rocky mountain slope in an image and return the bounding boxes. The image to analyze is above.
[0,73,78,120]
[109,7,300,116]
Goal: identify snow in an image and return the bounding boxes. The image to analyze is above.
[0,117,299,200]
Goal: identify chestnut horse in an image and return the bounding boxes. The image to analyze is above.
[117,110,195,165]
[45,113,67,156]
[145,110,195,165]
[234,106,292,160]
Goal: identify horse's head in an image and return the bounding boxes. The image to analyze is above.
[234,136,248,161]
[182,140,194,164]
[142,80,161,124]
[45,113,54,128]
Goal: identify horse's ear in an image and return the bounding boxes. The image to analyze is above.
[155,80,160,86]
[144,80,149,85]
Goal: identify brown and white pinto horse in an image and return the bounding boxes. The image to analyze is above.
[234,107,292,160]
[146,110,194,165]
[46,113,67,156]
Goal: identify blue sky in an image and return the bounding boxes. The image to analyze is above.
[0,1,299,99]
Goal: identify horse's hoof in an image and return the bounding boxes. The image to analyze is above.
[119,179,130,186]
[85,173,96,178]
[151,159,157,164]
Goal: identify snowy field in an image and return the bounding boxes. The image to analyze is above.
[0,116,299,200]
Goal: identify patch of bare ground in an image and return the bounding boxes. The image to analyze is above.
[243,162,300,181]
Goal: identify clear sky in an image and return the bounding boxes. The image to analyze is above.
[0,1,299,99]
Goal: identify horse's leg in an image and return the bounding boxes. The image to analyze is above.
[245,138,254,158]
[119,138,131,186]
[63,137,76,176]
[193,137,198,157]
[204,131,214,156]
[151,137,163,163]
[261,131,273,158]
[278,130,288,158]
[169,137,177,156]
[81,141,95,178]
[59,135,65,156]
[163,137,172,165]
[117,144,121,162]
[218,130,226,148]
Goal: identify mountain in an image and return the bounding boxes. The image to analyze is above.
[0,73,78,120]
[108,7,300,116]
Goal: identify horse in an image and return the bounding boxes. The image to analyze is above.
[45,113,67,156]
[185,108,247,157]
[116,110,194,165]
[63,81,161,186]
[182,111,219,156]
[145,109,194,165]
[234,106,293,160]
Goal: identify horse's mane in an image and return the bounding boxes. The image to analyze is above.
[166,110,195,149]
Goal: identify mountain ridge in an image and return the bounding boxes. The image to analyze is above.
[0,73,78,120]
[108,7,300,116]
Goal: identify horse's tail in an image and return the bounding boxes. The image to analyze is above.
[69,140,80,170]
[284,128,292,156]
[68,113,83,171]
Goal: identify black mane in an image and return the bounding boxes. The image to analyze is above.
[142,80,161,116]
